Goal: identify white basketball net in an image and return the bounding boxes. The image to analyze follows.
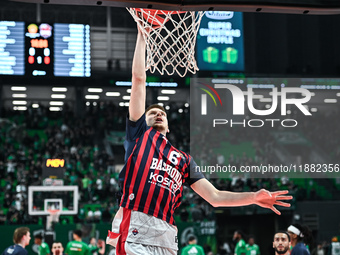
[46,210,60,230]
[127,8,205,77]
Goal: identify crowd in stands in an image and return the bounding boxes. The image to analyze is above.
[0,101,339,225]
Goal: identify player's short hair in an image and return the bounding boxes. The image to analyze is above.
[274,231,291,242]
[235,230,246,239]
[13,227,30,244]
[248,235,255,241]
[187,235,197,242]
[34,233,43,239]
[73,229,82,238]
[145,104,166,115]
[52,241,63,247]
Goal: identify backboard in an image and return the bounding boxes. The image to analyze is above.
[28,185,79,216]
[9,0,340,15]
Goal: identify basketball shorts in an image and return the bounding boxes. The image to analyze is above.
[106,207,178,255]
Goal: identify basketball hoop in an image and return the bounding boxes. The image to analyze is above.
[128,8,205,77]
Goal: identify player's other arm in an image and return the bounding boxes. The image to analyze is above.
[129,28,147,122]
[191,178,292,215]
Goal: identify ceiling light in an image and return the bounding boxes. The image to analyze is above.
[49,107,62,111]
[12,101,27,105]
[85,95,100,100]
[13,106,27,111]
[52,87,67,92]
[51,94,66,99]
[49,101,64,106]
[12,94,27,98]
[324,99,337,103]
[161,89,176,94]
[11,86,26,91]
[157,96,170,101]
[106,92,120,97]
[88,88,103,93]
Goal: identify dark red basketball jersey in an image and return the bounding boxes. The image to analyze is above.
[119,114,204,225]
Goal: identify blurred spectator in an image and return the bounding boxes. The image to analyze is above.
[181,235,205,255]
[287,224,312,255]
[2,227,31,255]
[312,243,325,255]
[217,153,225,165]
[93,208,102,223]
[95,177,103,199]
[34,234,51,255]
[273,231,291,255]
[246,236,260,255]
[86,210,94,223]
[328,237,340,255]
[220,242,232,255]
[233,230,247,255]
[88,237,105,255]
[65,230,91,255]
[51,242,64,255]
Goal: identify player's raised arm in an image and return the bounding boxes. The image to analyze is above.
[191,178,292,215]
[129,27,147,122]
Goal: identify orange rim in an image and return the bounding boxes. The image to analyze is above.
[47,209,60,215]
[133,8,186,15]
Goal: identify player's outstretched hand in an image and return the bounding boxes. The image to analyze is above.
[254,189,292,215]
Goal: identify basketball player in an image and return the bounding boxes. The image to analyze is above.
[65,230,91,255]
[1,227,31,255]
[233,230,247,255]
[88,237,105,255]
[106,24,292,255]
[329,237,340,255]
[51,242,64,255]
[287,224,312,255]
[34,234,50,255]
[273,231,291,255]
[246,236,260,255]
[181,235,205,255]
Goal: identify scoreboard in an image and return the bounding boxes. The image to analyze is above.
[0,21,25,75]
[54,23,91,77]
[25,22,54,76]
[0,21,91,77]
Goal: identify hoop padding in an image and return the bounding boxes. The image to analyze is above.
[128,8,205,77]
